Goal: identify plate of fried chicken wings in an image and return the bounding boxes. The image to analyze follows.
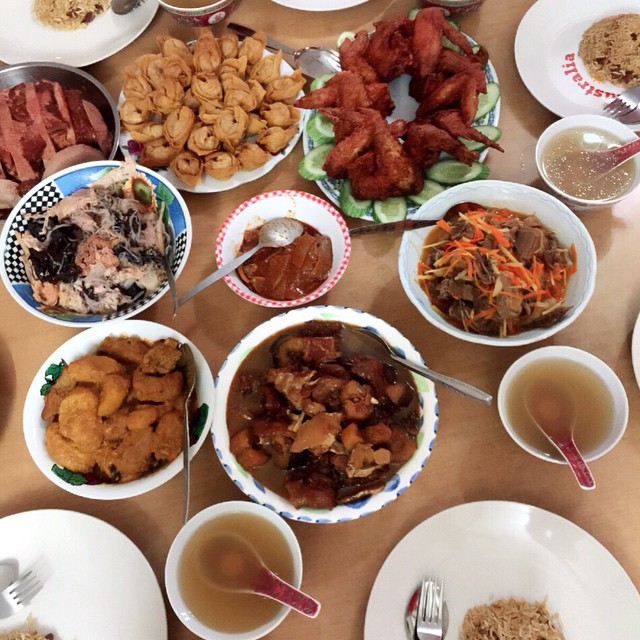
[295,8,502,222]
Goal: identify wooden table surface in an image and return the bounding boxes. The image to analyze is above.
[1,0,639,638]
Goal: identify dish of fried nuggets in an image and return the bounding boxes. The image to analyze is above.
[42,335,193,483]
[294,7,503,201]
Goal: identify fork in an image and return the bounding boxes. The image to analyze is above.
[603,86,640,119]
[0,571,42,619]
[416,577,444,640]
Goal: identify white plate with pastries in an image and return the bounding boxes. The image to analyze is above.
[118,32,305,193]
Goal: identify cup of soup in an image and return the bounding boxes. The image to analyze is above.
[157,0,237,26]
[165,501,303,640]
[497,346,628,464]
[535,114,640,211]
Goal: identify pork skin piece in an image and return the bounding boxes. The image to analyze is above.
[274,335,341,367]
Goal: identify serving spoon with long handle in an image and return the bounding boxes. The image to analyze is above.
[178,344,197,525]
[227,23,341,78]
[174,218,303,315]
[352,327,493,404]
[525,381,595,490]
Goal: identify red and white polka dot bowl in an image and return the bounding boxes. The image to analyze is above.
[215,189,351,308]
[157,0,237,26]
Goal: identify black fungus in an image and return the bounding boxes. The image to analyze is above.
[117,280,145,303]
[28,223,82,283]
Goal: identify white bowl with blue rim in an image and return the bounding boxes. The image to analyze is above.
[212,304,439,524]
[0,160,191,327]
[398,180,597,347]
[23,319,214,499]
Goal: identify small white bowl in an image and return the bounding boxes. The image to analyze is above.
[165,501,302,640]
[398,180,597,347]
[23,320,214,499]
[215,190,351,308]
[535,114,640,211]
[212,304,439,524]
[497,345,628,463]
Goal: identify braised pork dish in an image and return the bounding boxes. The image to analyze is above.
[236,222,332,301]
[417,203,576,337]
[227,321,420,509]
[42,335,195,483]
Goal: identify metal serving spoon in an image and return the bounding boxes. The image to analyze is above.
[203,532,320,618]
[178,344,197,525]
[351,327,493,404]
[111,0,144,14]
[525,380,595,490]
[227,23,341,79]
[175,218,304,313]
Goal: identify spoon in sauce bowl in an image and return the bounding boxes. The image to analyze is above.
[202,532,320,618]
[524,380,596,490]
[574,136,640,174]
[175,218,304,314]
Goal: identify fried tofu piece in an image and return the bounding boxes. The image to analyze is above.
[98,335,151,365]
[140,338,181,375]
[41,366,77,421]
[98,374,131,417]
[126,404,159,431]
[45,387,104,473]
[95,428,155,483]
[66,355,126,385]
[131,369,184,403]
[45,421,97,474]
[151,408,183,462]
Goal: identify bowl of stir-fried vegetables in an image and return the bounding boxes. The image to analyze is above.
[398,180,597,346]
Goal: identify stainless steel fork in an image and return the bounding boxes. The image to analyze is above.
[415,577,444,640]
[603,86,640,119]
[0,570,42,619]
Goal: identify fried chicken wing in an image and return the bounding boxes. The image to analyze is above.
[404,120,478,170]
[338,30,379,84]
[431,109,504,152]
[411,7,445,77]
[365,17,413,81]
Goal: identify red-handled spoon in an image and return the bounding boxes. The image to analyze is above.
[525,381,596,490]
[578,137,640,173]
[202,532,320,618]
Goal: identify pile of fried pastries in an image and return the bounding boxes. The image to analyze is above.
[294,7,503,201]
[42,335,192,484]
[119,31,305,187]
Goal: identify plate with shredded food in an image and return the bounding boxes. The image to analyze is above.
[0,509,167,639]
[515,0,640,132]
[364,500,640,640]
[0,0,158,68]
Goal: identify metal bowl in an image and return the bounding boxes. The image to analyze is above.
[0,61,120,161]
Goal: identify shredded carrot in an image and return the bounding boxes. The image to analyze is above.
[417,204,575,335]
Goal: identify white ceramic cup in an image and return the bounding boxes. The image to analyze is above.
[165,501,303,640]
[535,114,640,211]
[497,345,628,463]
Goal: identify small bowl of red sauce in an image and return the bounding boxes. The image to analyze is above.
[215,190,351,308]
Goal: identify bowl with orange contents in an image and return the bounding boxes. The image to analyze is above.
[398,180,597,347]
[215,190,351,308]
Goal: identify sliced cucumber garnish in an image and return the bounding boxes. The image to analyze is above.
[339,180,372,219]
[426,160,489,185]
[306,112,335,145]
[459,125,502,152]
[407,7,419,19]
[408,179,445,206]
[310,72,336,91]
[474,82,500,121]
[336,31,356,48]
[373,197,408,223]
[298,144,334,181]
